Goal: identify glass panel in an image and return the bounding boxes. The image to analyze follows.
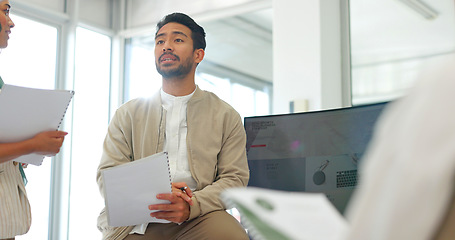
[67,27,111,240]
[126,42,161,100]
[232,83,255,119]
[196,72,231,103]
[349,0,455,105]
[255,90,270,116]
[0,15,57,89]
[0,14,57,240]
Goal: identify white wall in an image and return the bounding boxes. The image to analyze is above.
[273,0,344,114]
[79,0,112,29]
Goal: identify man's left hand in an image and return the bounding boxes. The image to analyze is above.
[149,193,190,223]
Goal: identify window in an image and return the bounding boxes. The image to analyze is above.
[67,27,111,239]
[197,72,270,119]
[124,40,161,100]
[0,14,58,240]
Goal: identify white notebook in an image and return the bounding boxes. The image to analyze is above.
[102,152,173,227]
[0,84,74,165]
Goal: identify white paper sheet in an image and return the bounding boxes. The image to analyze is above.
[221,187,349,240]
[0,84,74,165]
[102,152,173,227]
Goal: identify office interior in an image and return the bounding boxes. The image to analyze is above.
[1,0,454,239]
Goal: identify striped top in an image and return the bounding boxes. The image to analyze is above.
[0,76,32,237]
[0,162,31,237]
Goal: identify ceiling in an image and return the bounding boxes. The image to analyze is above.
[350,0,455,65]
[202,0,455,83]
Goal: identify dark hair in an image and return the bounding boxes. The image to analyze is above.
[156,12,206,51]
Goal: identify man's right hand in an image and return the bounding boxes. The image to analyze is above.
[171,182,194,206]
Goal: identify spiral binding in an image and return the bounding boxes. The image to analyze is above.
[56,90,75,130]
[163,152,172,192]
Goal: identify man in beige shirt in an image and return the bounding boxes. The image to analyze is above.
[97,12,249,240]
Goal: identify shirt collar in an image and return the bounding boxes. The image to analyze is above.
[160,86,196,106]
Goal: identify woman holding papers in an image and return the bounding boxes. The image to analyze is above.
[0,1,67,239]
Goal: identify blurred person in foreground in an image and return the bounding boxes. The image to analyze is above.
[344,52,455,240]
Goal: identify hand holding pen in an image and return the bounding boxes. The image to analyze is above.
[150,182,193,223]
[172,182,193,206]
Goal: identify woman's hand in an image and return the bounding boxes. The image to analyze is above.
[28,131,68,156]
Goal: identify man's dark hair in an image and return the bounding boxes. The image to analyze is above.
[156,12,206,51]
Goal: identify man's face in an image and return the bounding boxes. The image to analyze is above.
[0,0,13,49]
[155,22,199,79]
